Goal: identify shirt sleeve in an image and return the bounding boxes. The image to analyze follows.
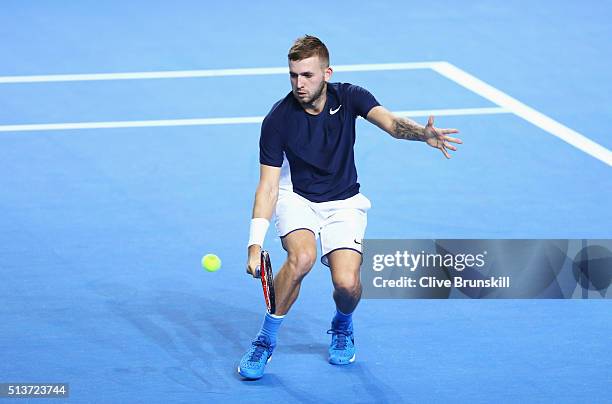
[347,84,381,118]
[259,116,284,167]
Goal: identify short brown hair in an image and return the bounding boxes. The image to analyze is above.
[288,35,329,67]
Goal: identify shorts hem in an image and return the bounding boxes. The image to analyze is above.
[279,228,317,252]
[279,227,316,239]
[321,247,363,268]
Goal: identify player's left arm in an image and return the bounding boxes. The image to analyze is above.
[366,105,462,159]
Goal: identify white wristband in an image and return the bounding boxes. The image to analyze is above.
[248,218,270,248]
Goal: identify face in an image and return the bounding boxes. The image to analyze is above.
[289,56,332,106]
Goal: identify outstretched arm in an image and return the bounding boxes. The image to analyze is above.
[366,105,462,159]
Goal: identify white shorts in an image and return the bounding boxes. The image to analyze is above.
[274,189,371,267]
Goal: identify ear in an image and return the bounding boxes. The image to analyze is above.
[324,66,333,82]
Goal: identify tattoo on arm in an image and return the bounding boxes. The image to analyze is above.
[393,118,426,141]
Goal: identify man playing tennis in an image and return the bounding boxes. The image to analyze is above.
[238,35,461,379]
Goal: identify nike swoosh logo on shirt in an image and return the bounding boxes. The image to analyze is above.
[329,105,342,115]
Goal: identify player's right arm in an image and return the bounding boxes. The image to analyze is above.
[246,164,281,277]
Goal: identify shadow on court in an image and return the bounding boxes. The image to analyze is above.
[87,280,404,402]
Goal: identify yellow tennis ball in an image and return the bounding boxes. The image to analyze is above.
[202,254,221,272]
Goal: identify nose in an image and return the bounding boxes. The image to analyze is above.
[296,75,304,89]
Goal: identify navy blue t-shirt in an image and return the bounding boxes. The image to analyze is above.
[259,82,380,202]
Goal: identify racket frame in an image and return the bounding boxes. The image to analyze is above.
[260,250,276,314]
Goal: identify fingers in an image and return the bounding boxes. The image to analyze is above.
[444,136,463,144]
[440,146,451,159]
[427,115,458,135]
[444,142,458,151]
[425,117,459,159]
[246,264,261,278]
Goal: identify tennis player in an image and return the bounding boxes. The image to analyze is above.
[238,35,461,379]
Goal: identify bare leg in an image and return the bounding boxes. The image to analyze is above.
[328,249,362,314]
[273,229,317,315]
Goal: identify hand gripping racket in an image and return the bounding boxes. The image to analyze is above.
[255,250,276,314]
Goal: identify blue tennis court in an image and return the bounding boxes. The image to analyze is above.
[1,1,611,402]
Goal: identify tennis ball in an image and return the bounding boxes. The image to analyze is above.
[202,254,222,272]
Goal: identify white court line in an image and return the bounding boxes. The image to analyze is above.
[431,62,612,167]
[0,62,439,83]
[0,107,509,132]
[1,61,609,167]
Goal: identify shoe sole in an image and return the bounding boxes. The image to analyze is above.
[329,353,356,365]
[237,356,272,379]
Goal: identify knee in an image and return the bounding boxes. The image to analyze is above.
[333,273,362,297]
[287,249,317,280]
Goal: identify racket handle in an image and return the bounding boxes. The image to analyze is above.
[254,265,261,279]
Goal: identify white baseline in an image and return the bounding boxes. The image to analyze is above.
[0,62,438,84]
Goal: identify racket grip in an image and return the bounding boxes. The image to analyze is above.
[254,265,261,279]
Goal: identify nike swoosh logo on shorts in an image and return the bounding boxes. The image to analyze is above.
[354,239,361,245]
[330,105,342,115]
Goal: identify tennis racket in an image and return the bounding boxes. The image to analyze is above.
[255,250,276,314]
